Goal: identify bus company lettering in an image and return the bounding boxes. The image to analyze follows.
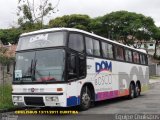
[95,61,112,73]
[118,66,149,89]
[95,61,112,87]
[29,34,48,43]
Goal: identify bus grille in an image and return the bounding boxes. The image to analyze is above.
[24,97,45,106]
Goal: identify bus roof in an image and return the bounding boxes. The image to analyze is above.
[21,28,147,54]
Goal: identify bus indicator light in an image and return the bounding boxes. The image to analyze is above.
[57,88,63,92]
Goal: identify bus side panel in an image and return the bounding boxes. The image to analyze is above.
[66,81,81,107]
[65,57,149,106]
[86,57,119,101]
[116,62,149,94]
[85,57,149,101]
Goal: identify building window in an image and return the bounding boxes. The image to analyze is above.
[150,44,153,46]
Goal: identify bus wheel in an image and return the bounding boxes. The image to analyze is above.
[135,83,141,97]
[79,86,91,110]
[128,83,135,99]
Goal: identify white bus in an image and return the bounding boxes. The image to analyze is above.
[12,28,149,110]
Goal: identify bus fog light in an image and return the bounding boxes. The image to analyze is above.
[45,97,59,102]
[13,96,22,101]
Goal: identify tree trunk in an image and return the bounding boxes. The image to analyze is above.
[154,40,158,57]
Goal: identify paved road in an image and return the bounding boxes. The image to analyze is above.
[2,82,160,120]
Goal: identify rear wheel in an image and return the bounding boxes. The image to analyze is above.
[128,83,135,99]
[135,83,141,97]
[79,86,91,111]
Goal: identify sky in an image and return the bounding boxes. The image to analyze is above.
[0,0,160,29]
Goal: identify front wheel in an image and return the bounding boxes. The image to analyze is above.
[79,86,91,111]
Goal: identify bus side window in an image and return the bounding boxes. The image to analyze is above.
[68,54,77,80]
[102,42,113,59]
[140,54,146,65]
[69,34,84,52]
[85,37,94,55]
[125,49,132,62]
[133,52,140,63]
[93,39,100,56]
[115,46,124,61]
[85,37,100,56]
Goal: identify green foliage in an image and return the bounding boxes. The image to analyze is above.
[49,15,69,27]
[22,4,33,22]
[151,27,160,56]
[152,27,160,40]
[49,14,91,31]
[153,54,160,60]
[0,28,22,44]
[0,55,15,65]
[0,84,14,109]
[19,21,43,32]
[17,0,58,28]
[0,11,160,56]
[89,17,103,34]
[0,47,15,65]
[91,11,157,45]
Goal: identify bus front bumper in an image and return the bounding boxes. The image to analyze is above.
[12,93,66,107]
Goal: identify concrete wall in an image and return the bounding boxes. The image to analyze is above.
[149,64,157,76]
[157,65,160,76]
[149,64,160,76]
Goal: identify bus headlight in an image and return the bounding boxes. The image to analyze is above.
[13,96,23,101]
[45,96,59,102]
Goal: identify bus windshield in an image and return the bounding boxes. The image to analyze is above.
[16,32,66,51]
[14,49,65,83]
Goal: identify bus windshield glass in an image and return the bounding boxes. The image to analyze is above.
[16,32,66,51]
[14,49,65,83]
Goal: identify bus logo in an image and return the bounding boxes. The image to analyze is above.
[31,88,35,93]
[95,61,112,73]
[29,34,48,43]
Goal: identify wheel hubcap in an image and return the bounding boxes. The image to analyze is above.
[131,89,134,97]
[82,93,90,106]
[130,85,135,98]
[136,86,140,96]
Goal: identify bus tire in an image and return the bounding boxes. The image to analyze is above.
[135,83,141,97]
[128,83,135,99]
[79,86,91,111]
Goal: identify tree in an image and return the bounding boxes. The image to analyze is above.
[91,11,156,47]
[89,17,103,34]
[0,46,15,65]
[49,14,91,31]
[49,15,69,27]
[0,28,22,44]
[17,0,60,28]
[152,27,160,57]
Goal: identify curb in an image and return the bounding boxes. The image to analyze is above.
[149,80,160,89]
[149,80,160,85]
